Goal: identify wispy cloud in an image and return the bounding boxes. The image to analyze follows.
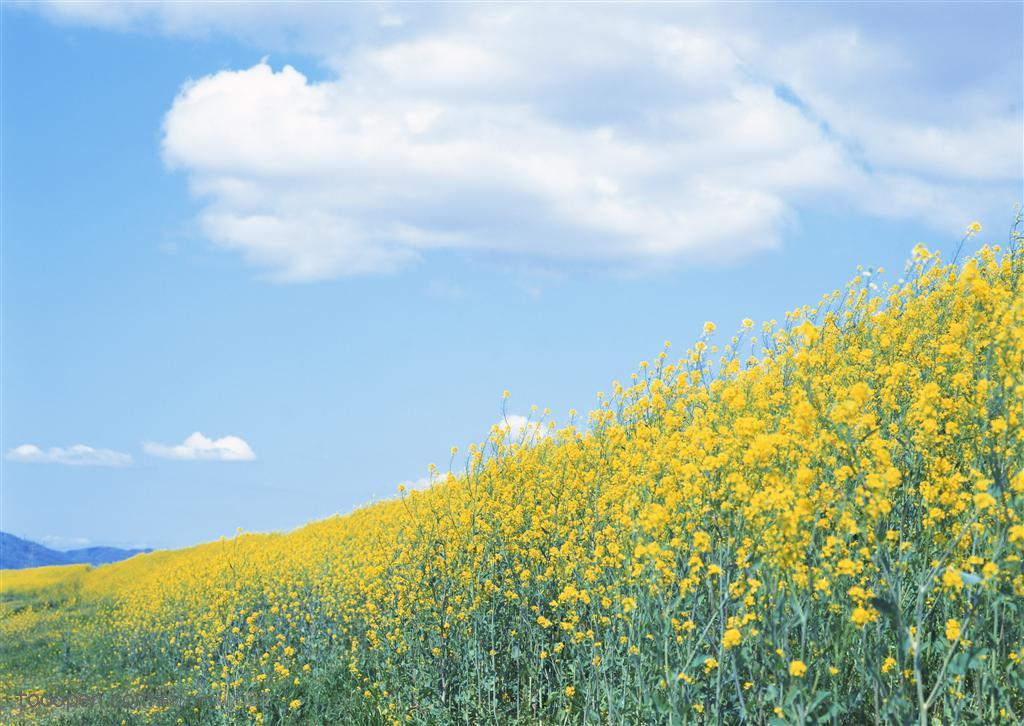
[143,432,255,461]
[6,443,133,467]
[425,280,465,299]
[29,3,1023,280]
[38,535,92,550]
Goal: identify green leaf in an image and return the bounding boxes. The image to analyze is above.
[652,688,669,713]
[807,689,832,714]
[947,652,969,677]
[958,571,982,586]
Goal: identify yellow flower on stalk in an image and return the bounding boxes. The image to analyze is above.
[942,568,965,592]
[836,558,858,576]
[973,492,997,510]
[851,606,874,628]
[288,699,301,711]
[722,628,742,649]
[564,686,575,698]
[795,320,819,345]
[789,660,807,678]
[945,619,961,642]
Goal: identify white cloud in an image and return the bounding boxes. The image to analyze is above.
[492,415,548,445]
[399,470,452,492]
[143,432,255,461]
[158,58,820,280]
[6,443,132,467]
[38,535,92,550]
[28,3,1024,280]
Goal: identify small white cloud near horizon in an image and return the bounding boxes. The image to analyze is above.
[493,415,548,445]
[143,432,255,461]
[399,470,454,492]
[38,534,92,550]
[6,443,133,468]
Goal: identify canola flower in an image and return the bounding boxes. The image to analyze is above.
[0,564,90,596]
[1,228,1023,724]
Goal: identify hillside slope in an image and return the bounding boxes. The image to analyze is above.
[2,239,1022,724]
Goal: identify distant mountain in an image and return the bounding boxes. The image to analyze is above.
[63,546,153,566]
[0,532,67,569]
[0,532,151,570]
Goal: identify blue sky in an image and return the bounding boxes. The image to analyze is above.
[2,2,1021,550]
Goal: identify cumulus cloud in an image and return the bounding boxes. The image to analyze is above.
[143,432,255,461]
[28,3,1024,280]
[6,443,133,467]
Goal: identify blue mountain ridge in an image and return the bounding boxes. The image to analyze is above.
[0,531,151,570]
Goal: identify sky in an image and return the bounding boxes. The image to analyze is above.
[1,1,1021,551]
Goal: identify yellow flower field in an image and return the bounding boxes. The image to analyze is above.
[0,565,90,597]
[2,230,1023,724]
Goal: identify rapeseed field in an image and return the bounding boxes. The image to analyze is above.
[2,229,1022,724]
